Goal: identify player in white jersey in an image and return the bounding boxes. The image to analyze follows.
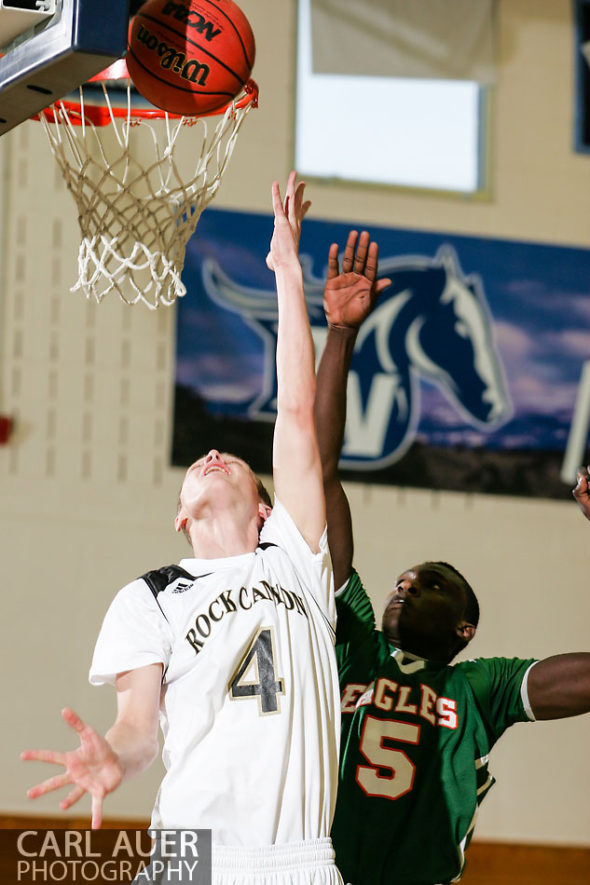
[90,496,339,847]
[22,173,344,884]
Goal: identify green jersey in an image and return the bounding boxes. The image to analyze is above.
[332,571,536,885]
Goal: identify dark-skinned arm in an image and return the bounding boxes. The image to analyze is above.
[314,231,390,589]
[572,465,590,520]
[526,467,590,719]
[527,654,590,719]
[315,323,357,589]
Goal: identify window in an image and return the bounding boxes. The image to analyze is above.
[295,0,488,194]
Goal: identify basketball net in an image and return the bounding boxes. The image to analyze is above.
[35,61,258,309]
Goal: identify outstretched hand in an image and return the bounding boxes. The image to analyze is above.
[324,230,391,330]
[573,467,590,521]
[266,170,311,272]
[21,707,123,829]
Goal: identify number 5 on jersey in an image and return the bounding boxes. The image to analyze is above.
[229,627,285,715]
[357,715,420,800]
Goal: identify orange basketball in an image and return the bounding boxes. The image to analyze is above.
[127,0,255,116]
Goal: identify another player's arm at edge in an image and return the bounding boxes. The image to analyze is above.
[527,653,590,719]
[269,172,325,552]
[526,466,590,720]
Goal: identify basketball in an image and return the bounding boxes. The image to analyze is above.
[127,0,255,116]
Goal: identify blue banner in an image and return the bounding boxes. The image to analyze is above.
[173,208,590,498]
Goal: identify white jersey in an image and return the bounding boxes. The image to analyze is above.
[89,498,341,848]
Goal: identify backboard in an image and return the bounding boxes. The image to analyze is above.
[0,0,131,136]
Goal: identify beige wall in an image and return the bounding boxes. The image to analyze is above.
[0,0,589,846]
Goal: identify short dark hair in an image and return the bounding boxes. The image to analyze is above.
[254,475,272,508]
[429,560,480,657]
[434,561,479,625]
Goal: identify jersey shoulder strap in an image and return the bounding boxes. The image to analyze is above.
[139,565,195,600]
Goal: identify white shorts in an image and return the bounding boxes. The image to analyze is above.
[212,838,344,885]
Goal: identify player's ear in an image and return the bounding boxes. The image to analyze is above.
[175,510,188,534]
[257,502,272,529]
[455,621,476,644]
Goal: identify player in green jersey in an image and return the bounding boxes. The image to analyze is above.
[315,230,590,885]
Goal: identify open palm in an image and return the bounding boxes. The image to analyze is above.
[21,707,123,829]
[324,230,391,329]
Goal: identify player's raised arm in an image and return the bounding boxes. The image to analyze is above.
[267,172,323,551]
[315,231,390,588]
[21,664,162,828]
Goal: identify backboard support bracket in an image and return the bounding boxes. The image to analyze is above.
[0,0,129,136]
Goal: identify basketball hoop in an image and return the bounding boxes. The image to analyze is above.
[33,59,258,308]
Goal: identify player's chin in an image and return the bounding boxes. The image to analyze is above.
[381,607,402,638]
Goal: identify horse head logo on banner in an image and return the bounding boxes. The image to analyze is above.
[202,244,513,468]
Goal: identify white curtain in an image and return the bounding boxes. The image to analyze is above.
[310,0,496,83]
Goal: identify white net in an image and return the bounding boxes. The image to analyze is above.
[38,80,257,308]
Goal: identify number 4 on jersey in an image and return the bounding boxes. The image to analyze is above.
[229,627,285,715]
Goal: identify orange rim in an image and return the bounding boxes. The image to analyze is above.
[32,63,259,127]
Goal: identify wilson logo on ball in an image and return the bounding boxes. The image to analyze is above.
[135,24,210,85]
